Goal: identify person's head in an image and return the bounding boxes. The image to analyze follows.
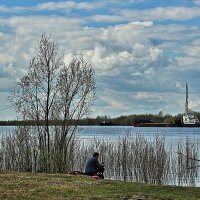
[93,152,99,159]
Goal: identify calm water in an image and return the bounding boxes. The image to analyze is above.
[1,125,200,144]
[77,126,200,145]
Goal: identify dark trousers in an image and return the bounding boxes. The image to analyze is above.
[84,167,105,178]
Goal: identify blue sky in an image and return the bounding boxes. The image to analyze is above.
[1,0,200,120]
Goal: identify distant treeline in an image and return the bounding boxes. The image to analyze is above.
[1,112,200,126]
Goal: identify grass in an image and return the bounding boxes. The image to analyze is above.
[0,172,200,199]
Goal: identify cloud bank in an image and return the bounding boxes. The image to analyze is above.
[1,0,200,119]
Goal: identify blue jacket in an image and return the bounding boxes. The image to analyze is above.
[84,156,103,174]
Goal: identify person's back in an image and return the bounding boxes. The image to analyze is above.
[84,152,105,178]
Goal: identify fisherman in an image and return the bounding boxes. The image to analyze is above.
[84,152,105,179]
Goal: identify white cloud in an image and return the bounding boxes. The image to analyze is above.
[89,15,124,23]
[193,0,200,5]
[35,1,104,11]
[0,5,26,13]
[1,2,200,118]
[130,21,153,26]
[85,44,138,72]
[105,0,145,2]
[101,95,128,110]
[3,63,16,76]
[189,99,200,110]
[0,18,183,93]
[173,43,200,70]
[4,16,84,33]
[0,1,104,13]
[183,45,200,57]
[0,92,16,120]
[120,6,200,21]
[0,5,10,12]
[176,57,200,69]
[0,53,15,64]
[134,92,164,101]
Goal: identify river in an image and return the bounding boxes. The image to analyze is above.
[1,125,200,144]
[77,126,200,144]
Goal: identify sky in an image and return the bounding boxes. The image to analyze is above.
[1,0,200,120]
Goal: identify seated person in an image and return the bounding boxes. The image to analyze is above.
[84,152,105,178]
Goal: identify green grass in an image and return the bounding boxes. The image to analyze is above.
[0,172,200,200]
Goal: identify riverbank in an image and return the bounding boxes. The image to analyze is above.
[0,172,200,199]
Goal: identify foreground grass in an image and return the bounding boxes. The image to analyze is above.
[0,172,200,200]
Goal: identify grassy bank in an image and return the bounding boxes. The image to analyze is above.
[0,172,200,200]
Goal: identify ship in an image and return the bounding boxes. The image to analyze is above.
[182,83,200,127]
[99,121,118,126]
[133,119,173,127]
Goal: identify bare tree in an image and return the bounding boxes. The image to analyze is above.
[9,34,96,172]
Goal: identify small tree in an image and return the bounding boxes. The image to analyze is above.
[10,34,96,172]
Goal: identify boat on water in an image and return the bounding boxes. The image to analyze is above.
[182,83,200,127]
[99,121,118,126]
[133,119,173,127]
[182,112,200,127]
